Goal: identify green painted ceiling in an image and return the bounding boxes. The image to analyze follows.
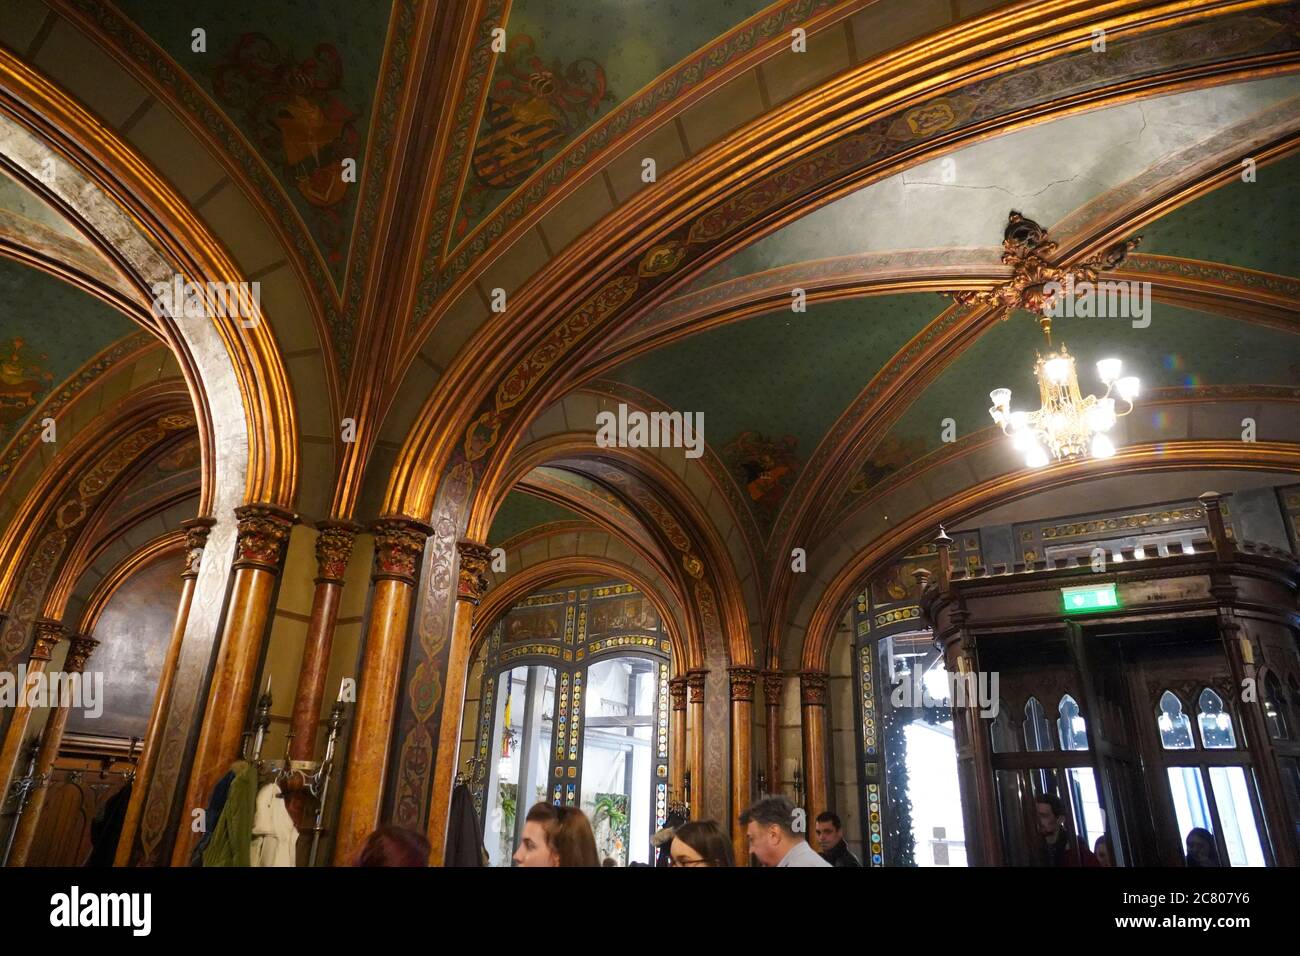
[610,294,941,524]
[488,488,583,546]
[1134,151,1300,279]
[885,302,1300,461]
[115,0,395,282]
[0,256,137,446]
[452,0,778,238]
[0,169,80,238]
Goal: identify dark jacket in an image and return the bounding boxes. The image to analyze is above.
[821,839,862,867]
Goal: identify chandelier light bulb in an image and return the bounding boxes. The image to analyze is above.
[1091,433,1116,458]
[1096,358,1122,385]
[1025,444,1049,469]
[1008,410,1028,432]
[1043,356,1071,385]
[1117,376,1140,402]
[1087,397,1116,432]
[989,387,1011,410]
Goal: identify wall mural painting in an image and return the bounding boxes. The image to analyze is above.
[210,34,360,268]
[849,434,928,498]
[589,593,658,635]
[0,337,54,438]
[504,604,566,644]
[870,548,939,607]
[457,35,612,238]
[724,430,800,521]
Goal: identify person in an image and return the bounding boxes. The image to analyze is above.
[1034,793,1099,867]
[355,825,429,866]
[669,819,734,867]
[1093,833,1114,867]
[1185,827,1221,866]
[602,857,618,867]
[512,802,600,867]
[814,811,861,867]
[740,795,830,867]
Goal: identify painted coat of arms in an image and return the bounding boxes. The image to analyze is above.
[724,431,800,517]
[0,337,53,429]
[458,35,612,237]
[212,34,360,267]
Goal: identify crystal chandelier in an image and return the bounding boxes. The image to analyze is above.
[989,340,1139,467]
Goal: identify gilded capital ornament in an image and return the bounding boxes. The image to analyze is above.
[668,677,688,710]
[233,504,297,572]
[799,670,829,707]
[729,666,759,702]
[686,669,707,703]
[180,516,216,578]
[65,634,99,673]
[456,541,493,605]
[31,619,65,661]
[371,516,434,585]
[315,521,361,584]
[762,670,784,704]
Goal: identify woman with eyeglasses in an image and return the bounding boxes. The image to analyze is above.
[669,819,734,867]
[513,802,601,867]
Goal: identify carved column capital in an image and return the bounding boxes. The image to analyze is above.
[799,670,829,707]
[762,669,784,705]
[180,516,216,579]
[371,516,433,585]
[64,634,99,673]
[315,520,362,584]
[31,619,65,661]
[728,666,759,702]
[686,669,707,703]
[668,677,688,711]
[456,541,492,605]
[233,504,298,572]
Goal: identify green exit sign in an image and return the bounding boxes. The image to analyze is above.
[1061,583,1119,614]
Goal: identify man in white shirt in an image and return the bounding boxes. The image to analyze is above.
[740,795,831,867]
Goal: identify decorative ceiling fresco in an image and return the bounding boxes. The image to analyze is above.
[488,487,583,546]
[0,255,137,446]
[449,0,777,241]
[1136,149,1300,277]
[610,294,939,529]
[111,0,396,282]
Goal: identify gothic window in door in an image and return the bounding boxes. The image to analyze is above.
[1157,686,1266,866]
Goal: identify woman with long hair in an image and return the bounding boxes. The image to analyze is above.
[669,819,734,867]
[354,825,430,866]
[513,803,600,867]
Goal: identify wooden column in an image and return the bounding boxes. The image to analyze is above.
[171,503,296,866]
[762,670,783,794]
[6,633,98,866]
[333,516,431,865]
[686,669,706,817]
[799,670,830,838]
[284,521,360,827]
[668,677,687,805]
[729,666,757,865]
[0,620,65,802]
[1200,492,1296,866]
[115,517,213,865]
[427,540,490,866]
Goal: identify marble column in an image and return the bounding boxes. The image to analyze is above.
[427,541,491,865]
[285,521,360,827]
[333,516,431,865]
[0,620,65,803]
[799,670,830,838]
[762,670,783,794]
[6,633,98,866]
[171,504,296,866]
[686,669,706,816]
[668,677,687,805]
[114,517,213,865]
[729,666,757,865]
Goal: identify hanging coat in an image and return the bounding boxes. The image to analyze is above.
[443,783,485,867]
[202,760,258,868]
[250,781,299,867]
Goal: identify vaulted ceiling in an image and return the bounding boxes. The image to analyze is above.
[2,0,1298,669]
